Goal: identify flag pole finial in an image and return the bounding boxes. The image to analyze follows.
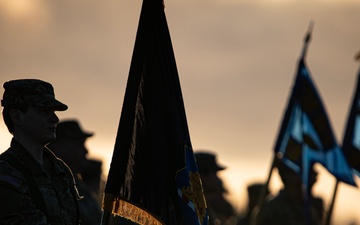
[301,20,314,60]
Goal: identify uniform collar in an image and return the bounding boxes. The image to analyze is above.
[9,139,69,175]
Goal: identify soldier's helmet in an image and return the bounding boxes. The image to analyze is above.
[1,79,67,111]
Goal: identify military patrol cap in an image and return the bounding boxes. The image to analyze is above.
[56,120,94,140]
[194,151,226,173]
[1,79,68,111]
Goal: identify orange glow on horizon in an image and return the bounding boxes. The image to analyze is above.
[1,0,38,19]
[0,0,50,32]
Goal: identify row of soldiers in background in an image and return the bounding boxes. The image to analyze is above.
[51,123,325,225]
[48,119,325,225]
[195,152,325,225]
[46,118,325,225]
[49,123,324,225]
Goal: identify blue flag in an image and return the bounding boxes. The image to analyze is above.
[342,66,360,177]
[274,58,356,187]
[101,0,208,224]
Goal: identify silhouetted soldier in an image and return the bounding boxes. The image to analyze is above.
[81,158,105,205]
[49,120,102,225]
[258,159,324,225]
[237,183,270,225]
[0,79,81,224]
[195,151,237,225]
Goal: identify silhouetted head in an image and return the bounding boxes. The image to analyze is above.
[194,151,226,194]
[274,158,318,193]
[247,183,269,210]
[2,79,67,134]
[49,119,93,174]
[194,151,226,174]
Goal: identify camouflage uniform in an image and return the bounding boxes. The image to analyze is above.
[0,139,81,225]
[258,190,323,225]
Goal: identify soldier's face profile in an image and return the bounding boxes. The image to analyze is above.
[55,138,88,173]
[200,171,222,194]
[20,106,59,144]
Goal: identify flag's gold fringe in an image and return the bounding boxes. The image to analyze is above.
[102,193,165,225]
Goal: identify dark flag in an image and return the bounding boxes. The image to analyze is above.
[273,31,356,188]
[342,66,360,176]
[101,0,208,225]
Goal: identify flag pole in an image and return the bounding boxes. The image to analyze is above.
[301,21,314,60]
[295,22,315,225]
[250,22,315,225]
[250,155,276,225]
[100,211,111,225]
[323,180,339,225]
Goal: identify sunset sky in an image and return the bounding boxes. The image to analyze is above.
[0,0,360,224]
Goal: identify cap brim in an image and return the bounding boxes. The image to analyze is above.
[216,165,226,171]
[83,132,94,138]
[49,99,68,111]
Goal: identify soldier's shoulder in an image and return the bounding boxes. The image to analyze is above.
[0,159,27,192]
